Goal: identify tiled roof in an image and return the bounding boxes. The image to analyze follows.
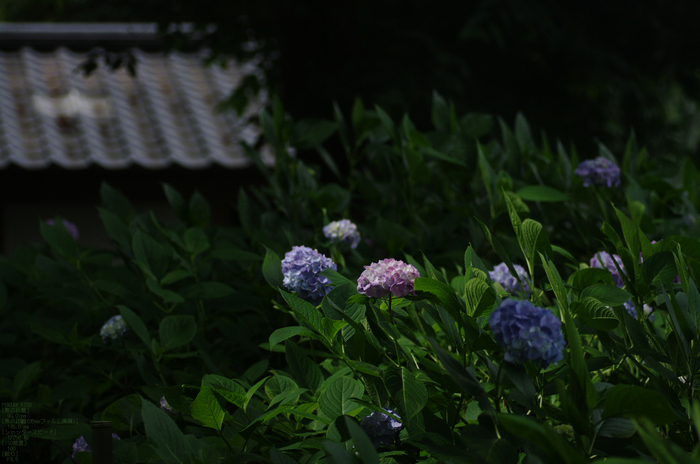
[0,46,266,169]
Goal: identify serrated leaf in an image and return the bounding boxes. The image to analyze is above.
[465,277,497,318]
[577,297,619,331]
[286,341,324,393]
[269,326,318,349]
[280,288,323,332]
[581,285,632,307]
[141,397,193,464]
[118,305,152,350]
[191,386,225,431]
[385,367,428,420]
[159,315,196,352]
[603,385,678,426]
[318,376,364,421]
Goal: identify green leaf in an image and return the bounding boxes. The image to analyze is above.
[262,246,284,289]
[269,326,318,349]
[540,254,569,314]
[515,185,569,202]
[118,306,152,350]
[191,386,225,431]
[265,376,299,400]
[430,340,492,412]
[13,361,41,399]
[40,220,79,259]
[101,182,134,222]
[641,252,678,286]
[581,285,632,307]
[343,416,380,464]
[285,340,324,393]
[279,288,323,332]
[293,119,339,149]
[184,228,210,256]
[603,385,678,426]
[160,270,193,286]
[497,414,584,464]
[576,297,619,331]
[141,397,193,464]
[183,282,235,299]
[418,147,466,167]
[189,191,210,227]
[98,208,131,250]
[465,277,497,318]
[318,376,364,421]
[385,367,428,420]
[414,277,465,325]
[431,90,451,132]
[162,183,188,222]
[159,315,197,352]
[568,268,614,291]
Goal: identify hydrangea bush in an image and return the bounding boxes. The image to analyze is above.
[3,96,700,463]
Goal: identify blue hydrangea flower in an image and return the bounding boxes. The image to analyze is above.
[100,315,129,343]
[282,246,337,304]
[357,259,420,298]
[360,409,403,449]
[590,251,626,288]
[323,219,361,249]
[489,299,566,368]
[72,434,120,457]
[574,157,621,188]
[489,262,530,295]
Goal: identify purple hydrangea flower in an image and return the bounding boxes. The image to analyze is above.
[72,434,120,457]
[357,259,420,298]
[72,436,91,457]
[100,315,129,343]
[323,219,361,249]
[360,409,403,449]
[489,299,566,368]
[574,157,621,188]
[46,218,79,240]
[160,396,173,413]
[489,262,530,295]
[590,251,626,288]
[282,246,337,304]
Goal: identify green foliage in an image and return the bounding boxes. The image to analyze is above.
[4,97,700,463]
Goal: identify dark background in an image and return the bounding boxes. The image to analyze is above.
[3,0,700,157]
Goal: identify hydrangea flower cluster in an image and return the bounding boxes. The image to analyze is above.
[489,299,566,368]
[574,157,621,188]
[282,246,337,304]
[72,434,121,457]
[100,315,129,343]
[590,251,626,288]
[323,219,361,249]
[360,409,403,449]
[46,218,79,240]
[489,262,530,295]
[357,259,420,298]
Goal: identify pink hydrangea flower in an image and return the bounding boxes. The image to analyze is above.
[357,258,420,298]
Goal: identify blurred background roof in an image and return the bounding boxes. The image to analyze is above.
[0,23,266,170]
